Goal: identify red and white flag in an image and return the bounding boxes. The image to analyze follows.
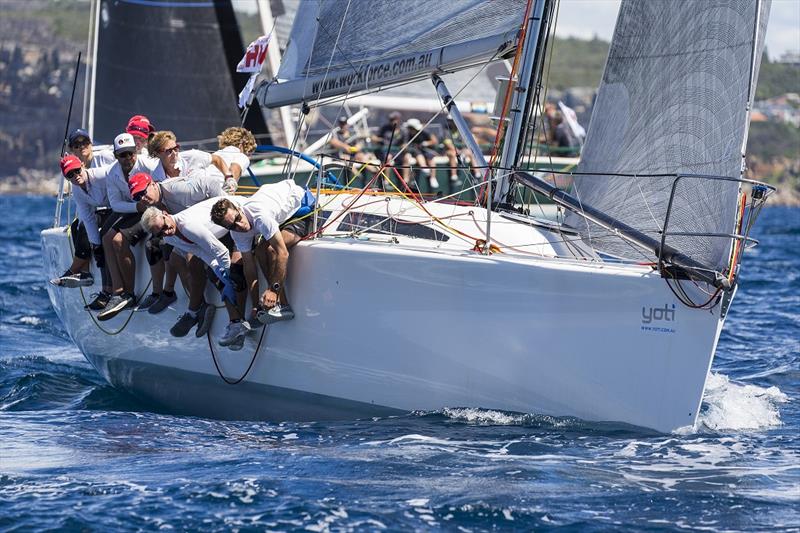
[237,34,271,73]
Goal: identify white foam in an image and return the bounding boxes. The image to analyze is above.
[442,407,522,425]
[19,316,42,325]
[694,372,788,432]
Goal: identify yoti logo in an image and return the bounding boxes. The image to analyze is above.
[641,304,676,324]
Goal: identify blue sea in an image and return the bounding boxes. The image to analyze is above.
[1,195,798,531]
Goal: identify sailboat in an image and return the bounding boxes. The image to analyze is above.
[41,0,773,433]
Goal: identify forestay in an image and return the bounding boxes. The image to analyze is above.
[258,0,526,107]
[565,0,770,272]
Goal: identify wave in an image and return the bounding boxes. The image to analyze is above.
[694,372,788,432]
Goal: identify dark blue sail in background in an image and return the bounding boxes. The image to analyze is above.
[93,0,269,143]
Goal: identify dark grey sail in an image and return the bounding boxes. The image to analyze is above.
[565,0,770,272]
[93,0,267,143]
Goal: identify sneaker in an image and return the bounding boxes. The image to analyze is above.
[97,293,136,321]
[148,291,177,315]
[170,311,199,338]
[195,302,217,338]
[429,176,440,189]
[85,291,111,311]
[50,270,93,288]
[218,320,251,347]
[136,293,160,311]
[227,335,245,351]
[256,304,295,325]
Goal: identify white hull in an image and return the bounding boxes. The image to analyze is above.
[42,195,726,432]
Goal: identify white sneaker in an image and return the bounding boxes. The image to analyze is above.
[218,320,251,347]
[429,176,440,189]
[256,304,295,325]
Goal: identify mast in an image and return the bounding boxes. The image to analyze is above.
[87,0,101,138]
[493,0,550,204]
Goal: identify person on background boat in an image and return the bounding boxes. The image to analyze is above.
[49,155,114,311]
[128,171,226,314]
[67,128,115,169]
[403,118,440,190]
[126,115,155,156]
[211,127,257,194]
[140,199,248,347]
[210,179,315,329]
[95,133,162,321]
[328,117,374,183]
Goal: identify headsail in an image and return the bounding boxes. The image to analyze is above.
[565,0,770,272]
[258,0,526,108]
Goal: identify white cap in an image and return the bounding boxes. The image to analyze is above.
[113,133,136,154]
[404,118,423,130]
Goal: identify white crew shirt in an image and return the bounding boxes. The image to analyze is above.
[207,146,250,182]
[157,174,225,215]
[73,168,110,245]
[103,156,162,213]
[164,196,243,271]
[150,149,213,182]
[230,180,305,253]
[90,149,115,168]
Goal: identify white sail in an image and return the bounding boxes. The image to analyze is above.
[565,0,771,272]
[258,0,526,107]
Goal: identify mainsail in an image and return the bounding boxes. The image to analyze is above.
[92,0,267,143]
[258,0,526,108]
[565,0,771,272]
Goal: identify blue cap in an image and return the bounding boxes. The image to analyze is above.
[68,128,92,146]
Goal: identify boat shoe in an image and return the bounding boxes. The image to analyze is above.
[195,303,216,338]
[50,270,93,288]
[256,304,295,325]
[148,291,177,315]
[170,311,199,337]
[97,293,136,321]
[219,320,251,347]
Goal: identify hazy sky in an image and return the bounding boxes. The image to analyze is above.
[554,0,800,60]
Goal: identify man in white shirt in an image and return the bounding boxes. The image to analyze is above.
[67,128,115,169]
[140,198,251,349]
[147,131,232,184]
[49,155,114,311]
[128,170,225,314]
[95,133,162,321]
[209,127,256,193]
[210,180,315,326]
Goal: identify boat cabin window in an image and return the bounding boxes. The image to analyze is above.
[336,212,450,242]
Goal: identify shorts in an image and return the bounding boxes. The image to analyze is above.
[101,212,147,246]
[407,145,438,161]
[144,236,174,266]
[280,216,312,238]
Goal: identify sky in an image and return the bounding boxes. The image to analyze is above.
[554,0,800,60]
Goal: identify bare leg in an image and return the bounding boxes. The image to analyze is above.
[168,253,188,294]
[113,232,136,295]
[68,256,90,274]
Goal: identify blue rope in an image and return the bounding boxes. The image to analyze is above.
[255,145,341,187]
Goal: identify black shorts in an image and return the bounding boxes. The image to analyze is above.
[101,212,147,246]
[280,216,311,238]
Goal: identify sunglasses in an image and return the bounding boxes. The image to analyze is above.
[65,169,81,180]
[223,211,243,231]
[128,125,150,135]
[132,189,147,202]
[69,139,91,149]
[115,151,136,159]
[159,144,180,156]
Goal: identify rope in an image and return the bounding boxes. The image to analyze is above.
[206,323,268,386]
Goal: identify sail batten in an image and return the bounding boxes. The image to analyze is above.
[566,0,771,272]
[260,0,526,107]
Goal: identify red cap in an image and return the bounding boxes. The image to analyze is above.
[126,119,152,139]
[128,172,152,197]
[60,154,82,176]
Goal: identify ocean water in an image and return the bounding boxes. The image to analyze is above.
[1,195,798,531]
